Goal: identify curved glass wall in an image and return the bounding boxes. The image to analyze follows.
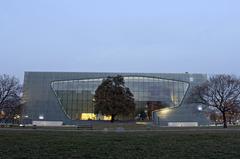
[51,77,189,120]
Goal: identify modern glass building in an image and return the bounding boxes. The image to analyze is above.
[22,72,209,126]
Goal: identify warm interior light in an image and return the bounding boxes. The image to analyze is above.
[156,108,172,119]
[159,108,171,115]
[80,113,96,120]
[103,115,112,120]
[80,113,112,120]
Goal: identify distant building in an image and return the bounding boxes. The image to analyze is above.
[22,72,209,126]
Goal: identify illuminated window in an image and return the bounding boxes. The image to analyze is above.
[51,77,189,120]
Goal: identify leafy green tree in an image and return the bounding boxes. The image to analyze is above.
[94,75,135,122]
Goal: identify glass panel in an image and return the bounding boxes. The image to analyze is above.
[51,77,189,120]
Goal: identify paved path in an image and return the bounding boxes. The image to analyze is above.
[1,127,240,133]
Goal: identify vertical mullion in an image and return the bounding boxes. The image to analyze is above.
[71,80,74,119]
[66,81,69,118]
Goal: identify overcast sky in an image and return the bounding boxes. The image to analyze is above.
[0,0,240,82]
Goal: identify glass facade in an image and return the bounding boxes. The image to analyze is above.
[22,72,210,126]
[51,76,189,120]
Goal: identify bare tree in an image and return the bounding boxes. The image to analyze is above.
[0,74,22,123]
[225,104,240,124]
[189,75,240,128]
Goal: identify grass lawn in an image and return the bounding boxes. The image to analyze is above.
[0,129,240,159]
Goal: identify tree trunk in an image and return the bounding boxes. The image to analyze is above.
[222,111,227,128]
[111,114,116,123]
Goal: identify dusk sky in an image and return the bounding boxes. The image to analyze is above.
[0,0,240,82]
